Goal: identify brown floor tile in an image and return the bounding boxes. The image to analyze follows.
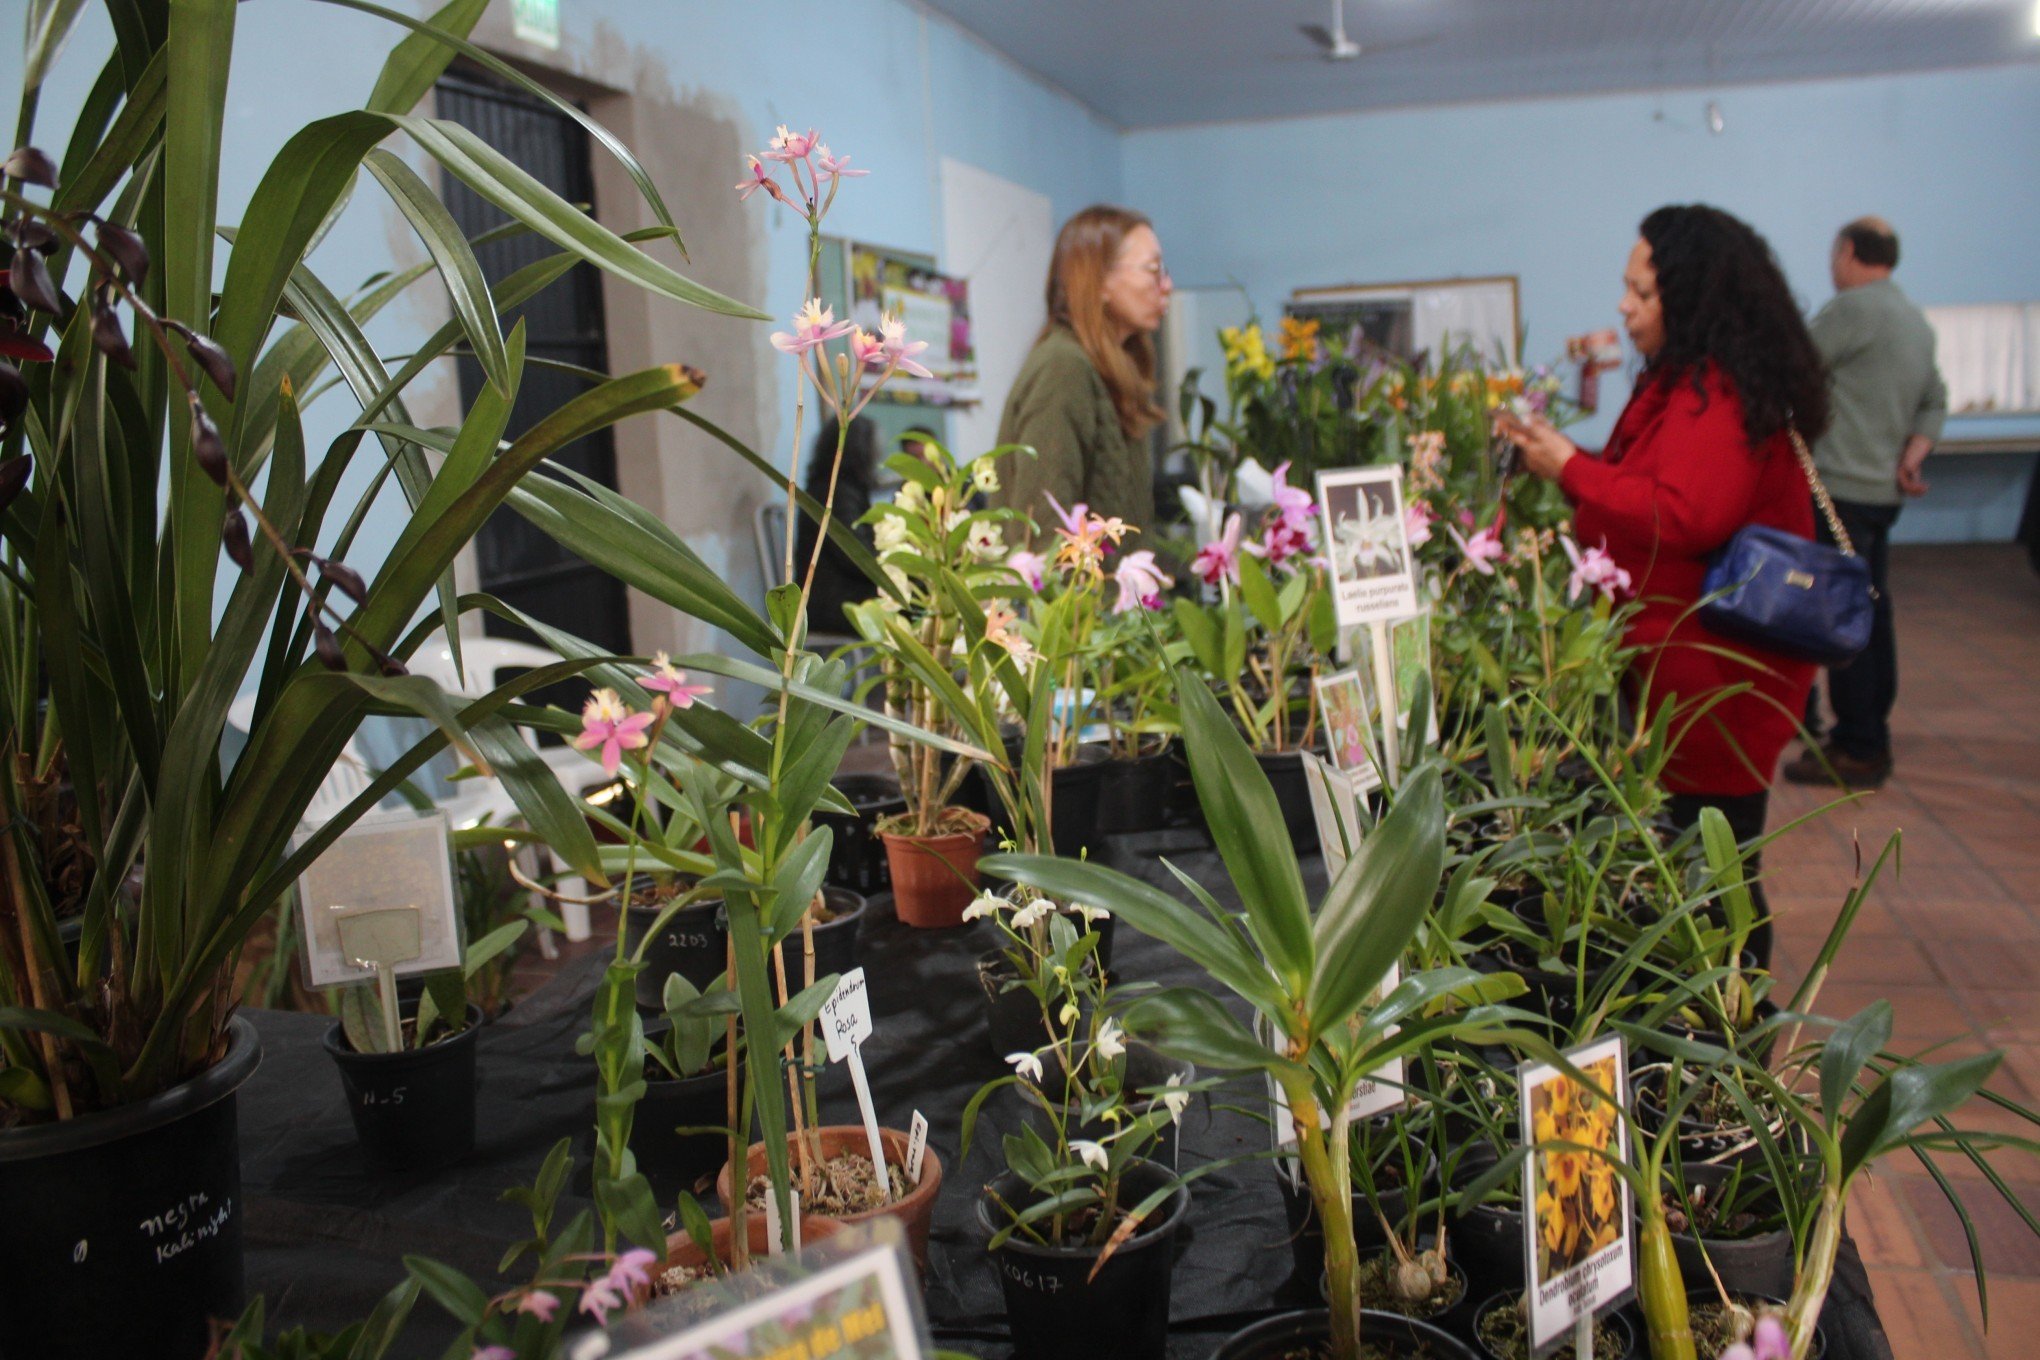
[1863,1265,1986,1360]
[1902,1176,2040,1279]
[1850,1173,1930,1270]
[1951,1271,2040,1359]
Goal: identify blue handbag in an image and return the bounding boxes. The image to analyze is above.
[1698,430,1875,666]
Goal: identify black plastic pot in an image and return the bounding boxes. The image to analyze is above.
[979,1160,1189,1360]
[1447,1145,1527,1300]
[323,1004,481,1171]
[801,887,866,987]
[631,1046,731,1195]
[1253,747,1320,853]
[1094,745,1179,835]
[1464,933,1617,1029]
[1471,1290,1639,1360]
[1331,1244,1475,1341]
[1213,1308,1482,1359]
[1686,1291,1824,1360]
[1040,1043,1194,1171]
[624,894,726,1012]
[1665,1162,1795,1300]
[1045,743,1111,858]
[814,774,904,894]
[0,1015,261,1360]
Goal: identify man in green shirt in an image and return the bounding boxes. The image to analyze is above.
[1785,217,1946,790]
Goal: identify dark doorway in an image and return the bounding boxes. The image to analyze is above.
[434,70,631,660]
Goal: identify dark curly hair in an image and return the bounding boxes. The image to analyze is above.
[1638,205,1830,445]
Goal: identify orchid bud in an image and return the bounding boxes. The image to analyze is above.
[7,247,60,314]
[94,220,148,287]
[0,454,30,516]
[320,559,367,605]
[9,218,55,254]
[378,655,408,678]
[91,303,134,370]
[221,508,252,572]
[2,146,57,189]
[184,331,236,399]
[189,394,228,488]
[313,622,346,672]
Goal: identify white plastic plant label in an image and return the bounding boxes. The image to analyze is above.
[1316,465,1420,628]
[1263,963,1405,1152]
[293,809,462,988]
[906,1111,929,1186]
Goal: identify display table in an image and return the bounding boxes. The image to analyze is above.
[241,837,1894,1359]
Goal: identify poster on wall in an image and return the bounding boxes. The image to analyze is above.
[848,242,979,406]
[1316,467,1419,627]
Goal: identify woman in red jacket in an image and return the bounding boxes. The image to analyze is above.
[1496,205,1831,968]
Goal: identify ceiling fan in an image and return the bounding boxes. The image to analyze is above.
[1299,0,1364,61]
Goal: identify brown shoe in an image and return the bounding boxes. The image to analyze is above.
[1782,744,1891,789]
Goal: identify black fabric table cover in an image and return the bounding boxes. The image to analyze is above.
[241,835,1893,1359]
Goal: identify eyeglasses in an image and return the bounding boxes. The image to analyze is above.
[1118,257,1170,281]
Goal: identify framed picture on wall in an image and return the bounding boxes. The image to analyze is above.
[1287,274,1521,368]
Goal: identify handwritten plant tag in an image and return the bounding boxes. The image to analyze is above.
[820,967,875,1061]
[1519,1035,1634,1355]
[906,1111,929,1186]
[293,809,461,988]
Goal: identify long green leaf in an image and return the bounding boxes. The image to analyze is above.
[361,147,509,394]
[1177,669,1313,992]
[362,0,487,115]
[1307,764,1445,1037]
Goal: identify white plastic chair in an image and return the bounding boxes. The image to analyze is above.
[227,693,373,828]
[407,632,599,827]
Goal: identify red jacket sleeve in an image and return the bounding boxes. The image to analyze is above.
[1558,378,1760,557]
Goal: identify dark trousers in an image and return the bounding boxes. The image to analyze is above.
[1666,790,1773,973]
[1807,498,1901,761]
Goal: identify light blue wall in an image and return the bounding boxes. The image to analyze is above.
[1125,63,2040,544]
[0,0,1121,575]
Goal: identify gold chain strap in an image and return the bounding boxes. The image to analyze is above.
[1787,428,1856,558]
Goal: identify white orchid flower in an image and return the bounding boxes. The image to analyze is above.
[1006,1050,1044,1082]
[1071,1140,1109,1172]
[1095,1020,1127,1062]
[962,892,1005,922]
[1158,1072,1191,1123]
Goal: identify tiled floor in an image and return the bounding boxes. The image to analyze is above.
[1768,544,2040,1360]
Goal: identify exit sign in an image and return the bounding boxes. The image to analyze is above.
[512,0,560,49]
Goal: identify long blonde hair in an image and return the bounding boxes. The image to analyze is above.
[1041,205,1164,441]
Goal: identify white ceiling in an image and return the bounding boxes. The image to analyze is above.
[918,0,2040,129]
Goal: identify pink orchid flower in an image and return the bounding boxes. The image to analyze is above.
[848,326,885,368]
[1006,548,1048,592]
[1259,514,1314,572]
[735,155,789,205]
[1718,1314,1791,1360]
[814,145,867,180]
[1405,500,1436,548]
[1457,507,1477,529]
[576,1247,661,1326]
[1269,459,1315,530]
[1043,492,1090,538]
[762,124,818,163]
[1192,511,1244,586]
[516,1290,560,1323]
[1445,523,1507,576]
[1112,550,1172,613]
[770,299,854,356]
[641,652,712,708]
[1559,536,1633,602]
[574,689,655,774]
[878,314,933,379]
[472,1348,516,1360]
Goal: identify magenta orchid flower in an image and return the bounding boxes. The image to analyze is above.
[472,1347,516,1360]
[735,155,790,205]
[1192,511,1244,586]
[641,652,712,708]
[1445,522,1507,576]
[1258,514,1315,572]
[814,144,867,180]
[1006,548,1048,592]
[878,314,933,379]
[1559,535,1633,602]
[1405,499,1437,548]
[573,689,655,775]
[576,1247,661,1326]
[516,1290,560,1323]
[771,299,854,356]
[763,124,818,163]
[1111,549,1172,613]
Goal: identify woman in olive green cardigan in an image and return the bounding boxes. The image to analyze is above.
[993,205,1172,537]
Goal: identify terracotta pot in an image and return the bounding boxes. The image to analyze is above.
[879,810,989,929]
[717,1125,943,1270]
[661,1208,842,1271]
